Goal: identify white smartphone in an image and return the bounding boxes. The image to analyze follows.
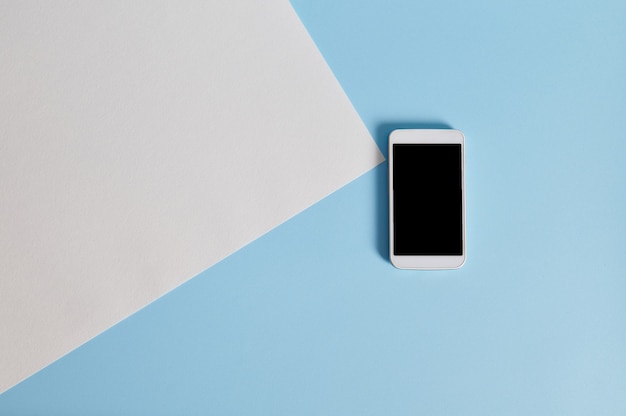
[389,129,466,270]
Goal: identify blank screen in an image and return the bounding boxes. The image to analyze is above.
[393,144,462,255]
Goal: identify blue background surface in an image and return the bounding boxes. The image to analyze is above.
[2,0,625,414]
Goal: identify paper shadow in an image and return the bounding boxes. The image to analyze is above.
[374,121,454,262]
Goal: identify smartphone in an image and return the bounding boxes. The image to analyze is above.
[389,129,466,269]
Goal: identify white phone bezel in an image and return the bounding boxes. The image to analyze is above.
[389,129,466,270]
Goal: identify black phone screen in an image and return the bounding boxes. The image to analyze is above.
[393,144,463,255]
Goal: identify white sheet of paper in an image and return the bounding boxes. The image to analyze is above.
[0,0,383,393]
